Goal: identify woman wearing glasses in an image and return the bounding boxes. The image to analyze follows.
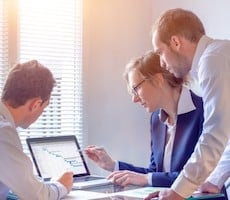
[86,51,204,187]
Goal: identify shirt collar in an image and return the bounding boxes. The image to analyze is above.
[159,86,196,123]
[0,101,16,128]
[190,35,213,77]
[185,35,214,96]
[177,86,196,115]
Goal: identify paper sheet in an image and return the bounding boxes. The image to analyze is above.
[111,187,167,198]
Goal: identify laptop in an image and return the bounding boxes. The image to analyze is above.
[26,135,112,189]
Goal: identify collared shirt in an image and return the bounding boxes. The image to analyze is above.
[160,86,196,173]
[162,121,176,173]
[0,102,67,200]
[172,35,230,198]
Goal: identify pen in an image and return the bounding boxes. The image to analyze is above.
[77,148,87,152]
[77,146,104,152]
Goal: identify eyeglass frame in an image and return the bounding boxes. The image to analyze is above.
[130,79,146,96]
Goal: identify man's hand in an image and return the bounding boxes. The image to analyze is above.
[107,170,148,187]
[198,181,220,193]
[144,189,185,200]
[57,171,74,192]
[85,145,115,171]
[144,191,160,200]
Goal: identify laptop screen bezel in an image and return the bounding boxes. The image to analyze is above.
[26,135,91,180]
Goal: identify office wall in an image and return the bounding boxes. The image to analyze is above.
[83,0,230,177]
[151,0,230,40]
[83,0,153,175]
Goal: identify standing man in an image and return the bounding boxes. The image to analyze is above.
[0,60,73,199]
[145,8,230,200]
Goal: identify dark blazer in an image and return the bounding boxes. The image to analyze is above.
[118,90,204,187]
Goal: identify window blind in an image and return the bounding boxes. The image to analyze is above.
[0,0,9,90]
[17,0,83,151]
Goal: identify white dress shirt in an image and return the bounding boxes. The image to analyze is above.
[163,121,176,173]
[206,139,230,189]
[0,102,67,200]
[161,86,196,173]
[172,35,230,198]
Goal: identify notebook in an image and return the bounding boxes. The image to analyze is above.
[26,135,112,189]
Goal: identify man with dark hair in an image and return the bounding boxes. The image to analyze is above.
[0,60,73,199]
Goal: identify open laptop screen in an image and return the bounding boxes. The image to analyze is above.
[26,135,90,180]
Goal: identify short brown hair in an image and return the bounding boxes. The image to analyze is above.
[1,60,56,108]
[152,8,205,45]
[123,51,183,88]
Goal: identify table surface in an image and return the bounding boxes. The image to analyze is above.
[64,184,226,200]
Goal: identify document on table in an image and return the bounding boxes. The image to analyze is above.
[64,190,110,200]
[114,187,167,198]
[65,187,225,200]
[64,187,166,199]
[114,187,225,200]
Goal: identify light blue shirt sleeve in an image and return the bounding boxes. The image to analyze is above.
[147,173,153,185]
[0,103,69,200]
[114,160,119,171]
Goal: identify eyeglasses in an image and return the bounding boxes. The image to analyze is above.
[130,79,146,96]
